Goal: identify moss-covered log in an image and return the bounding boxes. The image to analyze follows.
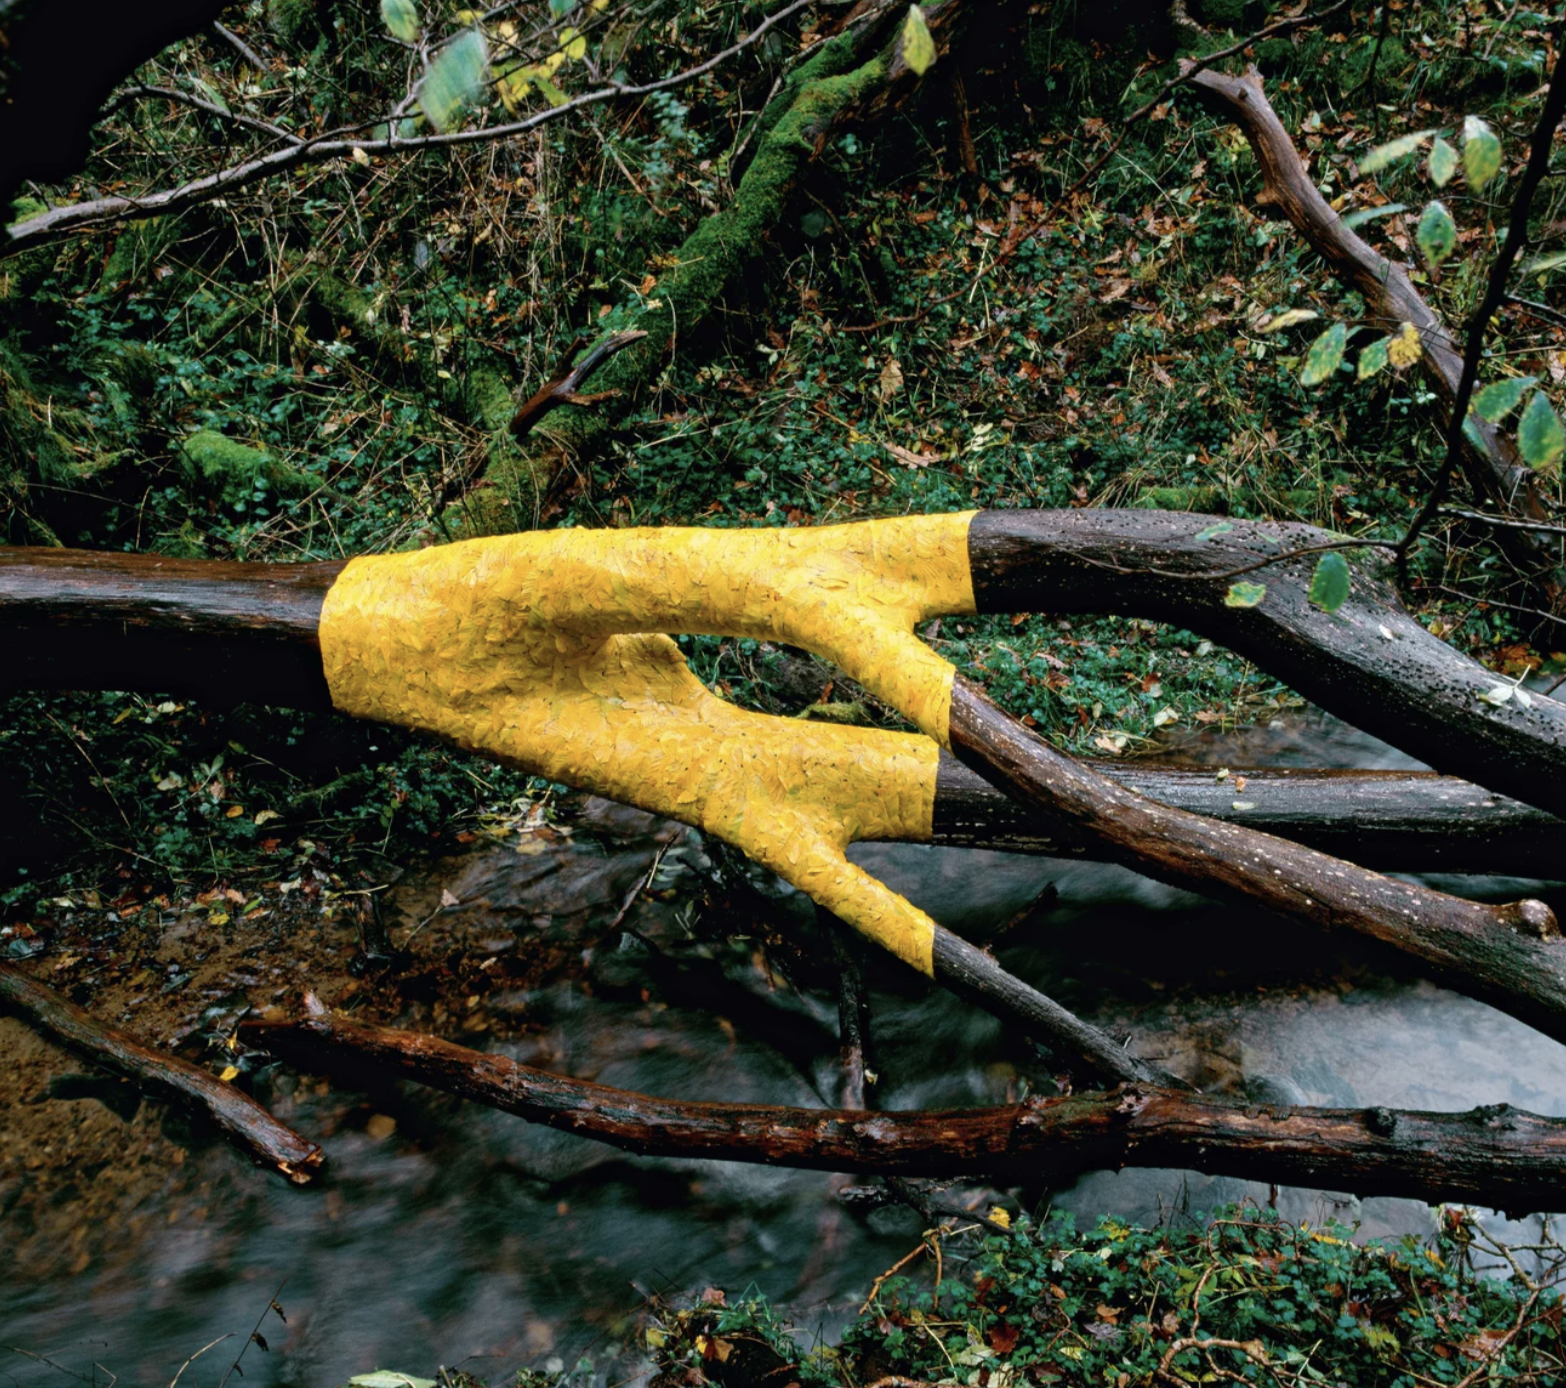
[455,1,971,533]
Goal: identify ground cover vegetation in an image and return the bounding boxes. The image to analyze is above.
[5,0,1566,1377]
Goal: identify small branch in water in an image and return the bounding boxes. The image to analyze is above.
[0,963,322,1183]
[245,1001,1566,1210]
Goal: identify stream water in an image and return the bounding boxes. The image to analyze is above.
[4,713,1565,1387]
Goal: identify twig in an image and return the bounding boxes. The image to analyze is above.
[1399,32,1566,564]
[215,1278,287,1388]
[107,83,303,145]
[0,963,322,1183]
[210,22,269,73]
[9,0,819,250]
[1506,292,1566,328]
[1440,505,1566,539]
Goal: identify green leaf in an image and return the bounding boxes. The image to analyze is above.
[417,29,489,133]
[1473,375,1537,423]
[1224,581,1267,608]
[1339,202,1406,230]
[1357,336,1389,380]
[1517,391,1566,472]
[1416,200,1456,268]
[1521,250,1566,278]
[1358,129,1436,174]
[380,0,420,42]
[1299,323,1347,386]
[351,1375,437,1388]
[1427,135,1458,188]
[1308,551,1351,613]
[549,0,573,13]
[901,6,936,77]
[1195,521,1234,540]
[1463,114,1502,189]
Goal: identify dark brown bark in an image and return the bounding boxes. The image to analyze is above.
[506,331,648,444]
[0,546,343,707]
[246,1004,1566,1212]
[967,510,1566,819]
[1,963,323,1183]
[930,757,1566,876]
[949,677,1566,1045]
[1186,65,1561,587]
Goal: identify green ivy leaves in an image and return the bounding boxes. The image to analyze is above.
[1427,136,1458,188]
[1224,581,1267,608]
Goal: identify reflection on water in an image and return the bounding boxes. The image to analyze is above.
[4,712,1563,1383]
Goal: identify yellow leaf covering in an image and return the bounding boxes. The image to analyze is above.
[319,513,979,974]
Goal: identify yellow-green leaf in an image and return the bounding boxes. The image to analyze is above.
[1416,200,1456,268]
[418,29,489,132]
[1386,321,1423,370]
[1257,308,1318,333]
[1518,391,1566,472]
[1340,202,1407,230]
[380,0,420,42]
[1308,551,1351,613]
[558,25,587,60]
[1299,322,1347,386]
[1473,375,1537,424]
[900,5,936,77]
[1357,335,1390,380]
[1522,250,1566,279]
[1463,114,1502,189]
[1224,581,1267,608]
[1359,128,1436,174]
[1427,135,1458,187]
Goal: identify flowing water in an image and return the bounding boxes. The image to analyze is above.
[4,713,1565,1386]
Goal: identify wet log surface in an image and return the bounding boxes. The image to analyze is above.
[1186,66,1561,586]
[948,677,1566,1051]
[247,1005,1566,1212]
[1,963,323,1183]
[0,546,343,707]
[930,756,1566,876]
[968,509,1566,819]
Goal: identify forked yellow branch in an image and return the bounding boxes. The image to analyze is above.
[319,514,979,974]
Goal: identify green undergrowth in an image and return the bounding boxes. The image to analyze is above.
[333,1206,1566,1388]
[644,1206,1566,1388]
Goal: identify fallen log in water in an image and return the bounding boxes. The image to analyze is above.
[931,759,1566,877]
[0,963,322,1182]
[247,1002,1566,1213]
[8,516,1566,1071]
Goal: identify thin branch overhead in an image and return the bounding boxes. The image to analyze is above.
[6,0,819,251]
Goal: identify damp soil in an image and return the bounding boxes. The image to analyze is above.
[3,713,1566,1385]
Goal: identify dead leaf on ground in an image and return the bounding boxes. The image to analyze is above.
[885,441,940,468]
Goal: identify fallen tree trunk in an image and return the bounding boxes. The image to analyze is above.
[966,510,1566,819]
[931,760,1566,877]
[247,1002,1566,1212]
[1187,65,1562,590]
[6,516,1566,1061]
[1,962,323,1182]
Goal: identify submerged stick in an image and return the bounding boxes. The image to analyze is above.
[0,963,322,1182]
[248,1004,1566,1212]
